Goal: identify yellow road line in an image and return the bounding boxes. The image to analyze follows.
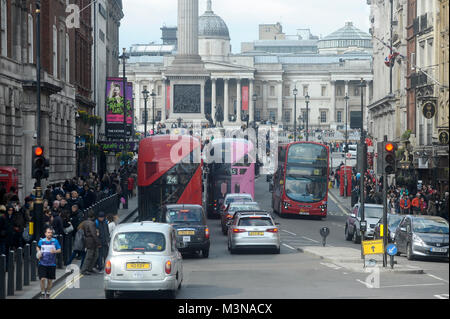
[50,273,84,299]
[328,191,351,216]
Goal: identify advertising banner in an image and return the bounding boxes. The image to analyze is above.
[242,86,249,111]
[105,78,133,139]
[166,85,171,110]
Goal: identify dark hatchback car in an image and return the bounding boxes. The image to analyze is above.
[394,215,449,261]
[162,204,210,258]
[374,214,404,243]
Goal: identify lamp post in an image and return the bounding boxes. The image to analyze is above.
[305,93,310,141]
[344,93,350,197]
[119,47,129,209]
[359,78,367,257]
[293,87,298,142]
[150,90,156,133]
[142,88,149,137]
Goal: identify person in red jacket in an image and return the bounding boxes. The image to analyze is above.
[411,194,421,215]
[127,176,134,199]
[399,194,411,214]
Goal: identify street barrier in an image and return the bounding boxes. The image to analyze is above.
[1,193,120,299]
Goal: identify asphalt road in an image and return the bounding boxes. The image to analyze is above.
[50,174,449,300]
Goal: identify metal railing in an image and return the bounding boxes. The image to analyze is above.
[0,193,119,299]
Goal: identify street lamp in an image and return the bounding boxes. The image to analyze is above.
[119,47,129,209]
[305,93,310,141]
[344,93,350,197]
[293,87,298,142]
[142,88,149,137]
[150,90,156,133]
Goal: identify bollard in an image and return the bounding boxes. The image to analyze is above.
[30,241,37,282]
[0,255,6,299]
[16,247,23,291]
[7,250,14,296]
[24,244,30,286]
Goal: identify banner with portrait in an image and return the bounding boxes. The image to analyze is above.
[105,77,133,139]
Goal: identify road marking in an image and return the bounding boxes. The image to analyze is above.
[50,273,84,299]
[356,280,445,289]
[282,243,297,251]
[302,236,319,243]
[328,191,350,216]
[282,230,297,236]
[320,262,342,270]
[434,294,449,299]
[427,274,449,284]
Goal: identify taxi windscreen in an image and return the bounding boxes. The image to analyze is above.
[113,232,166,252]
[166,208,203,223]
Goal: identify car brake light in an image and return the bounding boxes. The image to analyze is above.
[233,228,246,233]
[165,260,172,275]
[205,228,210,239]
[266,228,279,233]
[105,261,111,275]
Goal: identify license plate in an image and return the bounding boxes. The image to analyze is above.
[299,211,309,215]
[178,230,195,236]
[248,232,264,236]
[183,236,191,243]
[126,263,151,270]
[430,247,447,253]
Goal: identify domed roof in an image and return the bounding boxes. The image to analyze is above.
[199,0,230,39]
[318,22,372,49]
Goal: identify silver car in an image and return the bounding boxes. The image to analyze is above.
[227,211,281,254]
[345,203,383,243]
[104,222,183,299]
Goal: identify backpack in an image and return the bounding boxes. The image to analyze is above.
[73,228,85,251]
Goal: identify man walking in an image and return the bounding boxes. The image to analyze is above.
[95,212,110,271]
[81,211,101,275]
[36,227,62,299]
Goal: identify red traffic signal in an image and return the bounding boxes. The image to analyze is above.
[32,146,50,180]
[383,142,397,174]
[385,143,394,152]
[34,146,43,156]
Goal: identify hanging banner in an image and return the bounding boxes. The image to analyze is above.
[242,86,249,111]
[166,85,171,111]
[105,77,133,139]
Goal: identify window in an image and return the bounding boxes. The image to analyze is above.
[255,86,261,95]
[53,25,58,77]
[320,111,327,123]
[270,86,275,96]
[255,110,261,121]
[284,110,291,123]
[337,111,342,123]
[337,86,343,96]
[284,84,290,96]
[321,85,327,97]
[99,29,105,43]
[269,110,276,122]
[158,85,162,96]
[354,86,360,96]
[1,0,7,57]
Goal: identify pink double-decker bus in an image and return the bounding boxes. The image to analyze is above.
[203,138,255,219]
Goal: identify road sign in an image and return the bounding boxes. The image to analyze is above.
[362,239,384,256]
[386,244,397,256]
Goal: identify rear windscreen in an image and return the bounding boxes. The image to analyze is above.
[238,217,273,227]
[113,232,166,252]
[166,208,203,223]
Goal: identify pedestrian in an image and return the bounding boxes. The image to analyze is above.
[36,227,62,299]
[411,194,421,215]
[67,220,87,267]
[107,214,119,235]
[420,197,427,215]
[0,205,6,257]
[399,194,411,214]
[81,211,101,275]
[95,211,110,271]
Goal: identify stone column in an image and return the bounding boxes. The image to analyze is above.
[330,80,336,124]
[211,79,216,123]
[277,81,283,123]
[224,79,229,124]
[236,79,241,123]
[262,81,268,120]
[177,0,200,59]
[161,80,166,123]
[249,79,254,122]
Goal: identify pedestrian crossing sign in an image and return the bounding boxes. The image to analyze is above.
[362,239,384,255]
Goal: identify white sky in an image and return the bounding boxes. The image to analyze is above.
[119,0,371,53]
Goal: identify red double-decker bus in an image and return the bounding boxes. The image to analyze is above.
[271,142,329,219]
[137,135,202,221]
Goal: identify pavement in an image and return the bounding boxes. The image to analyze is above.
[328,185,352,215]
[5,195,138,300]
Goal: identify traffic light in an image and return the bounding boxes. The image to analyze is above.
[32,146,50,180]
[383,142,397,174]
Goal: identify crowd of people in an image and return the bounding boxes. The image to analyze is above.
[330,163,449,220]
[0,169,137,274]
